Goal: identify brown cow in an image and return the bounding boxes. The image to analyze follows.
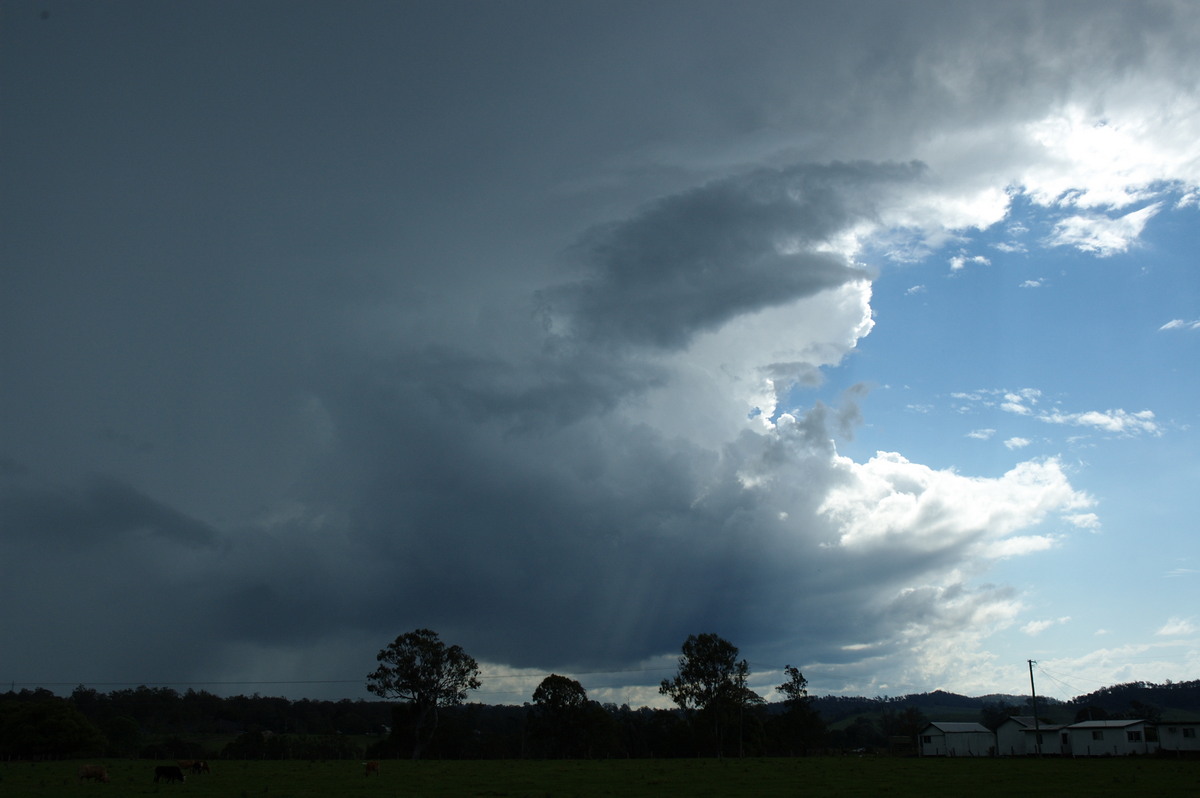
[154,765,186,783]
[363,760,380,776]
[190,760,210,774]
[78,764,110,783]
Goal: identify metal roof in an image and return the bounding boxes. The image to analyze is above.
[1000,716,1038,728]
[924,722,992,733]
[1066,719,1148,729]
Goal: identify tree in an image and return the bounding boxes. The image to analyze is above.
[980,700,1021,731]
[0,693,105,759]
[533,673,588,714]
[531,674,590,758]
[366,628,481,758]
[769,665,824,755]
[777,665,808,704]
[659,633,760,757]
[880,705,927,743]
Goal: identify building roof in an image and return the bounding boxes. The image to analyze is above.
[999,716,1038,728]
[924,722,992,734]
[1066,719,1148,729]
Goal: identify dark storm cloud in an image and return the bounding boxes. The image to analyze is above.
[3,0,1192,701]
[310,364,970,675]
[542,162,920,350]
[0,473,217,549]
[390,344,669,431]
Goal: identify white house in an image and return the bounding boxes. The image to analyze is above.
[919,722,995,757]
[995,716,1037,756]
[1019,723,1070,756]
[996,716,1070,756]
[1063,719,1158,756]
[1158,721,1200,754]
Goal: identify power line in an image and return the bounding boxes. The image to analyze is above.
[1032,664,1091,696]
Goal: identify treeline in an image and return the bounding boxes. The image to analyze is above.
[1067,679,1200,722]
[0,686,391,761]
[0,685,823,760]
[3,679,1196,761]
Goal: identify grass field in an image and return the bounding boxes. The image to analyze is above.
[2,756,1197,797]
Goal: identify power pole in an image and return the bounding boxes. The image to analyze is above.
[1028,659,1042,756]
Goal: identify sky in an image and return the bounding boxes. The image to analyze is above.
[2,0,1197,709]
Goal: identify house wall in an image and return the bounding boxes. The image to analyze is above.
[1065,724,1157,756]
[1020,728,1068,756]
[1159,724,1200,753]
[920,723,997,757]
[920,730,948,757]
[996,723,1026,756]
[924,732,993,757]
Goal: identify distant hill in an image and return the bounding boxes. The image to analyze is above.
[807,680,1200,726]
[1067,679,1200,722]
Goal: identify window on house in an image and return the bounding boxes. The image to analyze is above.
[1127,730,1142,742]
[1184,728,1197,739]
[1092,730,1104,741]
[922,735,932,743]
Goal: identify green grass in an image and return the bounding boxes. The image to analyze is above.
[2,756,1197,797]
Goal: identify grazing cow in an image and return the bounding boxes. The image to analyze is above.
[154,765,186,783]
[190,760,210,774]
[363,760,380,776]
[78,764,110,783]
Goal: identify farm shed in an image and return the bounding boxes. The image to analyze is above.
[995,716,1037,756]
[1158,721,1200,754]
[1018,723,1070,756]
[1063,719,1157,757]
[919,722,994,757]
[996,716,1068,756]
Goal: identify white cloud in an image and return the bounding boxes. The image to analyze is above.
[1156,617,1198,636]
[821,453,1093,554]
[967,428,996,440]
[1038,408,1161,436]
[999,390,1041,415]
[1018,98,1200,211]
[906,284,927,295]
[1045,203,1162,256]
[1022,616,1071,636]
[1160,319,1200,331]
[1065,512,1101,530]
[990,391,1162,437]
[1004,437,1031,449]
[949,253,991,272]
[1034,638,1200,700]
[1019,279,1043,288]
[986,534,1058,559]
